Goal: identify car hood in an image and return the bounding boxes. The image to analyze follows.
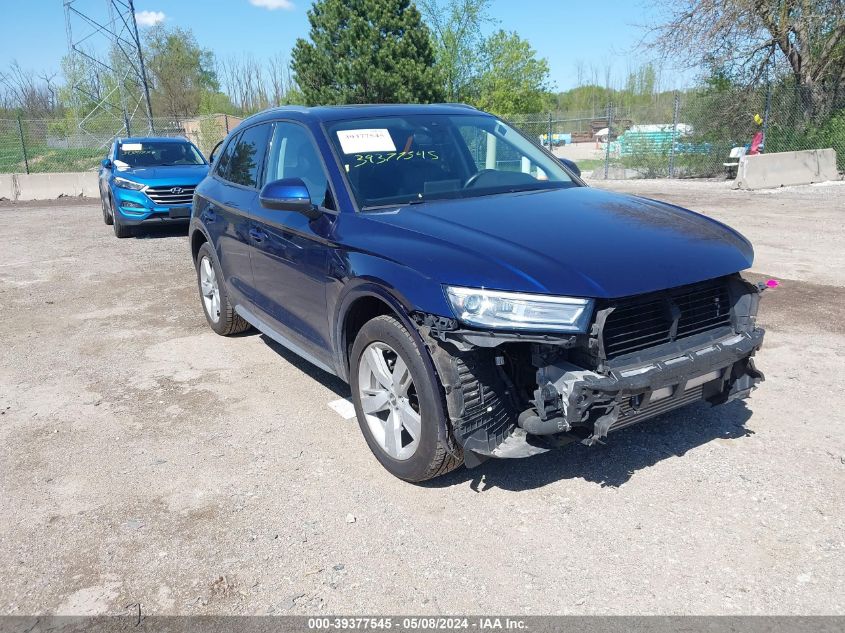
[114,164,208,185]
[357,186,754,299]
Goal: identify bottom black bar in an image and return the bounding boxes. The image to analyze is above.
[0,616,843,633]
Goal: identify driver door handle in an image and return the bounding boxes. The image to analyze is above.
[249,227,266,243]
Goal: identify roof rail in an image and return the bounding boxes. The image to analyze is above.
[441,103,477,110]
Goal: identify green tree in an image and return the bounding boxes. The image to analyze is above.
[291,0,444,105]
[552,84,614,116]
[475,30,550,114]
[58,45,142,135]
[59,51,108,118]
[144,25,221,118]
[199,90,235,116]
[418,0,493,102]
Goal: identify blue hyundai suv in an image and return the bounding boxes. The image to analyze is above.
[189,104,765,482]
[99,136,209,238]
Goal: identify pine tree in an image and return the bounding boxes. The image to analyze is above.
[291,0,444,105]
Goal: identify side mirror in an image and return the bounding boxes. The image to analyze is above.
[558,157,581,177]
[101,158,112,169]
[260,178,322,219]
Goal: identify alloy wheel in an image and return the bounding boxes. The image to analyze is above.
[357,341,422,461]
[199,256,221,323]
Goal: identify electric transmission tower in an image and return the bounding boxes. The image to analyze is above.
[63,0,154,144]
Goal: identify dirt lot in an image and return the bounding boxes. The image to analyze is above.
[1,180,844,616]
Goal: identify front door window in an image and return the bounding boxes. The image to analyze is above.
[264,123,333,209]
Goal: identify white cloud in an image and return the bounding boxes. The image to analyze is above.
[249,0,295,10]
[135,10,166,27]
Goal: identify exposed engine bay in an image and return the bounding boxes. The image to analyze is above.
[414,274,765,466]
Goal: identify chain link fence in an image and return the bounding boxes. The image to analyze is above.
[2,96,843,179]
[0,113,239,175]
[507,90,845,179]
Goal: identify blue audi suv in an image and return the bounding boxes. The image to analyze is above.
[99,136,209,238]
[189,104,766,482]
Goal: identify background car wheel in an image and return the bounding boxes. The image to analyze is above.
[195,242,250,336]
[350,314,461,482]
[111,196,133,238]
[102,192,113,225]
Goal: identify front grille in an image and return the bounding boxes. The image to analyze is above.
[601,278,732,360]
[675,282,733,337]
[144,185,196,206]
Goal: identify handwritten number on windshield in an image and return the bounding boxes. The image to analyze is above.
[353,151,439,168]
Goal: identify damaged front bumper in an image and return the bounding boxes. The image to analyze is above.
[415,274,766,466]
[525,328,764,446]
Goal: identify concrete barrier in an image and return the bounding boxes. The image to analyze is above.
[0,172,99,201]
[735,148,840,190]
[0,174,15,200]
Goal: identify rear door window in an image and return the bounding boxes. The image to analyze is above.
[225,124,271,188]
[215,133,240,181]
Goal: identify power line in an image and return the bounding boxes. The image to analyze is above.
[63,0,154,145]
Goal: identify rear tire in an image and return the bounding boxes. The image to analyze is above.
[195,242,250,336]
[350,314,461,482]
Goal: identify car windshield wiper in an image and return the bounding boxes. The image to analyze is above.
[362,202,414,211]
[363,194,430,211]
[362,185,564,210]
[466,183,568,198]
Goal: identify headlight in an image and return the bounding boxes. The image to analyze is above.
[444,286,593,332]
[113,176,145,191]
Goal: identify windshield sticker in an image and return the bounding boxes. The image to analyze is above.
[352,151,439,168]
[337,129,396,154]
[120,143,143,151]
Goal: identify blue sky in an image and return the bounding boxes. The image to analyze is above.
[1,0,693,92]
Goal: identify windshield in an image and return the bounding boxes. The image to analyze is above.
[326,114,577,209]
[115,140,206,168]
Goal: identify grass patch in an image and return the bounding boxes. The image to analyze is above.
[0,146,103,174]
[0,138,25,173]
[571,158,606,172]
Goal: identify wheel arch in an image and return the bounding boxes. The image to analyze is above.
[337,282,461,463]
[336,284,414,382]
[190,225,209,263]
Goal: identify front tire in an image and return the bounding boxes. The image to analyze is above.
[350,315,461,482]
[111,196,133,238]
[195,242,250,336]
[102,190,113,225]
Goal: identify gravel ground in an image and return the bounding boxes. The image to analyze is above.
[1,181,843,616]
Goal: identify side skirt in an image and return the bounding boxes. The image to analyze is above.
[235,304,338,377]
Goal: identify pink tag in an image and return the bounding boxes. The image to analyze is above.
[766,279,779,288]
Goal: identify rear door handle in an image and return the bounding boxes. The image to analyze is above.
[249,228,266,243]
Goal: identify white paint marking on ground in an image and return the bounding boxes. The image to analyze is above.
[328,398,357,420]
